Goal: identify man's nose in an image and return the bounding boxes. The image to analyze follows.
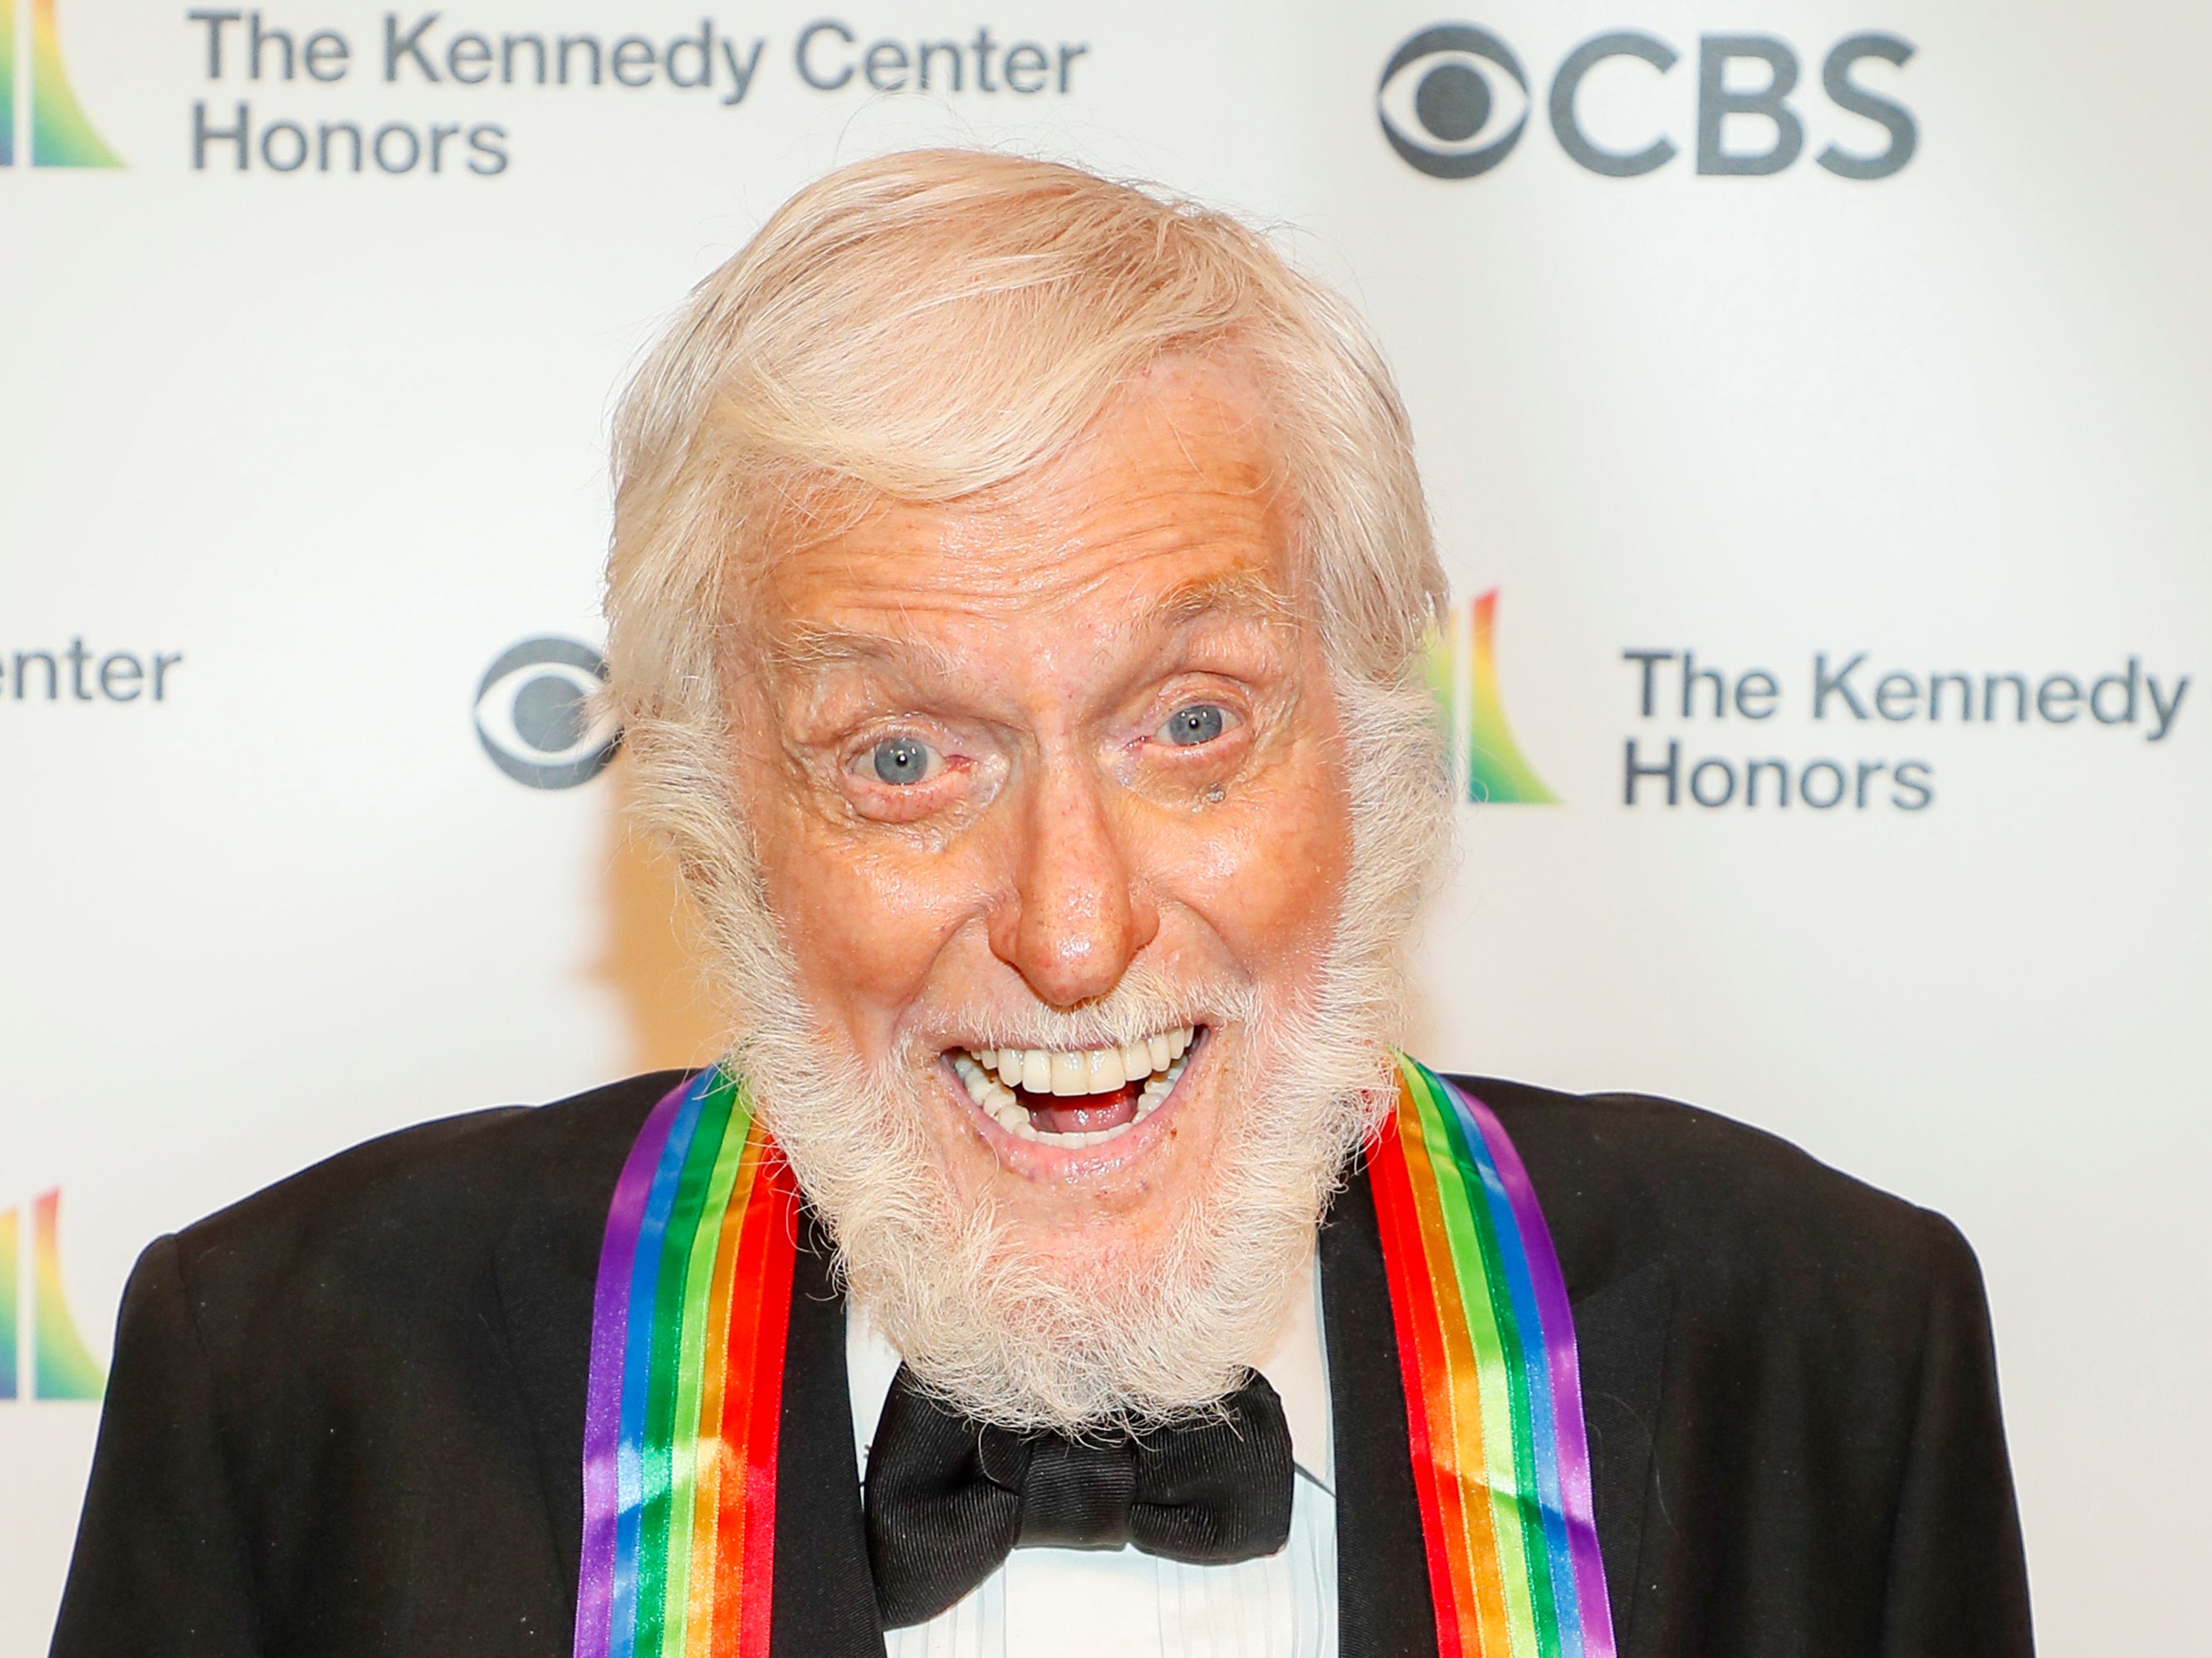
[987,765,1160,1008]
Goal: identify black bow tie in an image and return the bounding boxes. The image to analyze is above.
[862,1365,1296,1629]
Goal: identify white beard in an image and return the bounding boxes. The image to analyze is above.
[733,943,1401,1433]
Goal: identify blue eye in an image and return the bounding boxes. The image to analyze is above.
[1164,704,1227,746]
[869,736,937,785]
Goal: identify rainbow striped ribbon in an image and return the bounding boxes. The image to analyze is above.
[1371,1056,1616,1658]
[575,1067,800,1658]
[576,1059,1609,1658]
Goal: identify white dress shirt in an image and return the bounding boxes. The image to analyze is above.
[848,1256,1339,1658]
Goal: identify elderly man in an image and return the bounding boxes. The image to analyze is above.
[55,153,2031,1658]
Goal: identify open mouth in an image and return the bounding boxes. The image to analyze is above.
[948,1026,1197,1147]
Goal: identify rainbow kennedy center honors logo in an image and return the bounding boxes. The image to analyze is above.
[1,0,121,166]
[1,1189,106,1401]
[1428,589,1557,805]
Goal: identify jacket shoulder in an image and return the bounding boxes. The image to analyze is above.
[163,1069,692,1360]
[65,1074,700,1647]
[1438,1082,2029,1650]
[1447,1074,1981,1330]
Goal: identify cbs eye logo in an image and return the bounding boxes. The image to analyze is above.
[474,636,621,790]
[1380,22,1916,182]
[1378,25,1531,179]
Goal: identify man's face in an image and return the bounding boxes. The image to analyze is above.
[727,367,1355,1277]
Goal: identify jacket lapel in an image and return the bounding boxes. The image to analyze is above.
[492,1201,600,1604]
[1564,1259,1669,1647]
[769,1206,885,1657]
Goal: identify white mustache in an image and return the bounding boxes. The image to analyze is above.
[893,961,1262,1059]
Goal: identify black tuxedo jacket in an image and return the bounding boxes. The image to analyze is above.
[52,1073,2032,1656]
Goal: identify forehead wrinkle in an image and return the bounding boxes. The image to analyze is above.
[766,563,1303,711]
[1084,566,1305,673]
[768,620,969,691]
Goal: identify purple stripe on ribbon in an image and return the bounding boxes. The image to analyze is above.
[1440,1077,1583,1644]
[574,1073,702,1658]
[610,1078,710,1658]
[1447,1078,1618,1658]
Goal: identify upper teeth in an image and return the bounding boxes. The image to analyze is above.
[948,1027,1194,1147]
[971,1028,1191,1096]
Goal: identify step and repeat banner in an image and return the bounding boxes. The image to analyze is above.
[3,2,2205,1649]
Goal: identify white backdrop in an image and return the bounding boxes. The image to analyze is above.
[4,2,2206,1651]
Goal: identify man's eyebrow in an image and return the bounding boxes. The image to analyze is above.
[766,623,967,682]
[761,570,1298,680]
[1142,569,1299,632]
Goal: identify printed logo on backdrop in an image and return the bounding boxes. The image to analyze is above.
[475,636,619,790]
[182,12,1091,175]
[1378,26,1529,180]
[1428,589,1557,805]
[1379,23,1914,180]
[0,0,122,166]
[1427,607,2193,814]
[1618,648,2192,813]
[0,1191,105,1401]
[2,637,184,702]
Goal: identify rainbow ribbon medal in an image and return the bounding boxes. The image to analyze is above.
[576,1067,798,1658]
[1371,1055,1616,1658]
[577,1059,1613,1657]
